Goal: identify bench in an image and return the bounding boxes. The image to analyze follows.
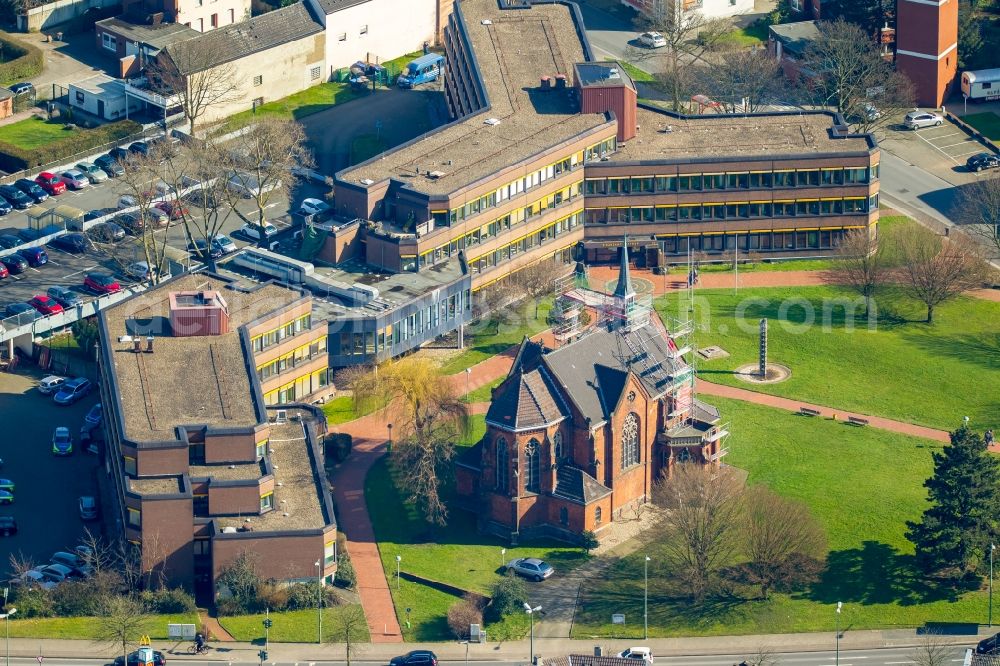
[800,407,822,417]
[847,416,870,427]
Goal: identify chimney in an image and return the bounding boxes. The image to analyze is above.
[555,74,567,89]
[145,336,154,353]
[540,76,552,90]
[133,338,142,353]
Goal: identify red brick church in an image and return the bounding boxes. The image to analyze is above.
[455,247,730,542]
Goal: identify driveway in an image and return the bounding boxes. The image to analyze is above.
[6,31,115,101]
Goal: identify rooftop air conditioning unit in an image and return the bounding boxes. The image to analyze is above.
[275,409,288,424]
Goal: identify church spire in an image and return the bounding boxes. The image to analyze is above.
[612,235,634,300]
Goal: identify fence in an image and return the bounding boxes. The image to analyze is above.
[944,111,1000,155]
[0,285,144,344]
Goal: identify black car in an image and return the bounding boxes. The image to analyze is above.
[978,633,1000,655]
[0,516,15,536]
[113,650,166,666]
[0,198,13,216]
[47,286,80,308]
[128,141,150,157]
[108,146,131,163]
[48,233,90,254]
[13,178,49,203]
[967,152,1000,172]
[0,254,27,274]
[88,221,125,243]
[187,238,223,260]
[0,185,31,209]
[4,302,39,322]
[8,82,33,96]
[0,234,22,250]
[390,651,438,666]
[16,246,47,267]
[95,155,124,177]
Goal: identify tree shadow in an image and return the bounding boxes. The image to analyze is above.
[900,328,1000,373]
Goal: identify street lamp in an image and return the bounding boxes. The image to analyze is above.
[396,554,402,591]
[643,555,651,640]
[465,367,472,398]
[1,607,16,666]
[835,601,842,666]
[991,544,996,627]
[315,560,322,644]
[262,609,272,652]
[523,602,542,665]
[387,423,393,452]
[501,548,506,569]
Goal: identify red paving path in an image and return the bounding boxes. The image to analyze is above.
[329,267,984,638]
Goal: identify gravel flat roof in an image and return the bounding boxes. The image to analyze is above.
[130,476,184,496]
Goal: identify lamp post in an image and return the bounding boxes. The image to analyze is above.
[315,560,322,644]
[262,609,272,653]
[1,607,15,666]
[387,423,393,452]
[465,367,472,398]
[501,548,506,570]
[523,603,541,665]
[991,544,996,627]
[835,601,842,666]
[396,555,402,591]
[643,555,651,640]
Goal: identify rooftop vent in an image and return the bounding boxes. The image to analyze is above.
[360,178,374,185]
[484,118,501,126]
[481,18,492,24]
[428,170,446,179]
[608,68,620,79]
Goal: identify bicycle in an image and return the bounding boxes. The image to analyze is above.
[187,643,210,655]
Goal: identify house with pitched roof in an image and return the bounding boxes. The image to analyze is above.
[455,245,729,542]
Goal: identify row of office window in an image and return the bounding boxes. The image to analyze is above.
[585,194,878,225]
[337,290,472,358]
[262,368,329,405]
[256,336,327,383]
[419,182,583,270]
[467,211,582,275]
[584,165,877,195]
[250,313,313,352]
[654,228,855,255]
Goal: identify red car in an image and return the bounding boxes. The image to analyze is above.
[84,272,121,295]
[0,263,7,279]
[35,172,66,195]
[154,200,188,220]
[28,295,64,315]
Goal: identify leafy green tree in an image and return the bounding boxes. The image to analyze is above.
[820,0,891,36]
[71,318,100,358]
[485,571,526,621]
[957,2,985,70]
[906,426,1000,581]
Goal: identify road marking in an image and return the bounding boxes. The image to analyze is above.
[927,132,962,140]
[915,129,963,166]
[940,140,976,149]
[884,661,914,664]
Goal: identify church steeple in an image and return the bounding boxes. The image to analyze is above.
[612,235,634,300]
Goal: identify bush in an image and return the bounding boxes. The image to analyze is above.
[333,552,356,589]
[0,32,43,85]
[283,582,340,611]
[447,594,484,639]
[579,530,599,553]
[325,432,352,462]
[11,586,53,618]
[51,581,102,616]
[485,571,525,622]
[141,588,197,614]
[0,118,142,172]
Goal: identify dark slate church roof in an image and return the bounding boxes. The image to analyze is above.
[554,465,612,505]
[486,366,569,431]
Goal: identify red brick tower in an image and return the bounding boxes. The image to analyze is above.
[896,0,958,108]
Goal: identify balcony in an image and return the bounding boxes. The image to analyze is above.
[123,77,180,109]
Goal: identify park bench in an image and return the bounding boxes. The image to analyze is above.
[847,416,870,427]
[799,407,822,417]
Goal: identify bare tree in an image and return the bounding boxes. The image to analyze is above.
[473,279,520,335]
[835,227,891,319]
[447,594,485,640]
[952,175,1000,259]
[7,552,35,578]
[910,631,954,666]
[515,261,556,319]
[112,149,175,285]
[702,47,782,114]
[79,528,116,576]
[652,463,744,601]
[741,646,779,666]
[350,357,468,527]
[93,593,151,666]
[892,224,993,323]
[220,116,313,247]
[330,605,368,666]
[739,486,827,599]
[151,40,239,136]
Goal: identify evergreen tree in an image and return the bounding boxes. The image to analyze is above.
[906,427,1000,581]
[821,0,891,36]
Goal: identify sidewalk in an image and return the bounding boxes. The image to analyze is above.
[5,626,993,662]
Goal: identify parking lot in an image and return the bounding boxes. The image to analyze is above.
[909,120,986,166]
[0,369,101,574]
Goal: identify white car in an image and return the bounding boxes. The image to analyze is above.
[75,162,108,184]
[240,222,278,240]
[617,648,654,664]
[212,234,237,254]
[639,31,666,48]
[60,169,89,190]
[298,198,331,216]
[38,375,67,395]
[126,261,163,281]
[118,195,137,209]
[18,569,57,590]
[904,110,944,130]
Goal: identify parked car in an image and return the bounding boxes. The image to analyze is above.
[227,171,279,198]
[0,197,13,216]
[113,650,166,666]
[0,479,14,492]
[35,172,67,195]
[48,233,90,254]
[389,651,438,666]
[115,213,143,236]
[38,375,67,395]
[14,178,49,203]
[213,235,237,254]
[88,221,126,244]
[0,491,13,506]
[17,246,48,267]
[0,234,22,249]
[16,570,55,590]
[298,198,331,216]
[144,206,170,227]
[78,496,98,521]
[239,222,278,240]
[50,552,86,571]
[4,303,39,322]
[53,378,92,405]
[154,200,188,220]
[95,155,124,178]
[0,254,27,274]
[977,633,1000,655]
[506,557,554,581]
[52,426,73,455]
[616,648,654,664]
[0,517,16,536]
[639,31,666,48]
[28,295,64,315]
[60,169,89,190]
[75,161,108,184]
[47,286,80,309]
[904,110,944,129]
[117,195,137,209]
[0,184,32,209]
[126,261,162,282]
[8,82,33,96]
[84,272,121,295]
[108,146,131,163]
[188,238,223,260]
[85,402,102,426]
[38,563,78,583]
[128,141,150,157]
[967,152,1000,172]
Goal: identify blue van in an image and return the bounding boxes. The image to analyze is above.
[397,53,444,88]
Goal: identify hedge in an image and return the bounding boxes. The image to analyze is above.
[0,119,142,173]
[0,32,43,85]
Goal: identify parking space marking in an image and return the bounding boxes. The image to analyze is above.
[914,130,963,166]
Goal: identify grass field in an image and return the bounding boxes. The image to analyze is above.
[573,397,990,637]
[962,111,1000,141]
[611,59,655,84]
[220,606,369,643]
[7,613,198,639]
[462,377,503,404]
[439,299,552,374]
[322,396,359,425]
[224,83,367,129]
[365,414,589,640]
[0,117,78,150]
[654,285,1000,431]
[717,21,769,47]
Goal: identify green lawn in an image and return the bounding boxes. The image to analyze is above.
[220,606,369,643]
[223,83,367,129]
[0,117,77,150]
[365,414,589,640]
[664,257,839,275]
[654,285,1000,431]
[7,613,198,639]
[574,397,989,637]
[439,298,553,374]
[717,21,769,47]
[322,396,358,425]
[608,59,655,83]
[462,377,503,404]
[962,111,1000,141]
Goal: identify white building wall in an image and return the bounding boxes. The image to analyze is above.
[307,0,436,80]
[697,0,754,18]
[68,83,143,120]
[176,0,250,32]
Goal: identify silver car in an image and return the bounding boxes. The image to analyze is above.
[75,162,108,184]
[904,111,944,129]
[506,557,554,581]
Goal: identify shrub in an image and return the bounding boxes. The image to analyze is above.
[11,586,53,618]
[141,587,197,614]
[447,594,484,639]
[257,581,289,611]
[579,530,599,553]
[0,118,142,172]
[485,571,525,622]
[51,581,102,616]
[283,582,340,610]
[333,552,356,589]
[326,432,352,462]
[0,32,43,85]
